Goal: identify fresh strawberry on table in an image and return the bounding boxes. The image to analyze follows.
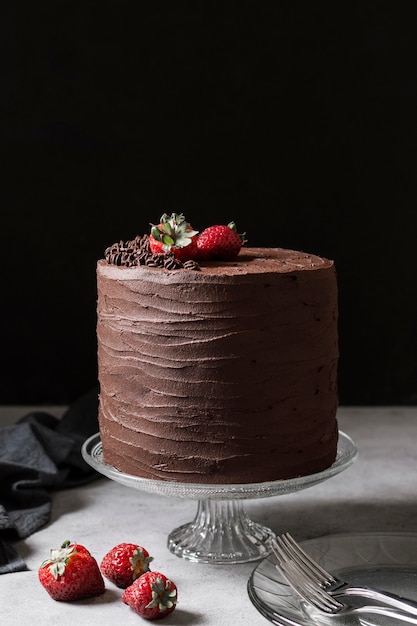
[100,542,153,588]
[196,221,245,260]
[122,571,178,620]
[149,212,199,262]
[38,540,105,601]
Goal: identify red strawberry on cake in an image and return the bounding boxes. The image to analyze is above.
[196,221,245,260]
[38,540,105,601]
[149,212,199,262]
[100,542,153,588]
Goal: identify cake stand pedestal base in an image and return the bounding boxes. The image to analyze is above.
[168,499,275,564]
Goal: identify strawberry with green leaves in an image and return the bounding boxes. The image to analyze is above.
[122,571,178,620]
[100,542,153,588]
[196,221,245,261]
[38,540,105,602]
[149,212,199,262]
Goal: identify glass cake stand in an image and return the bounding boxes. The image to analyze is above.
[82,431,357,564]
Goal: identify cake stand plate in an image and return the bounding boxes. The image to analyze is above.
[82,431,357,564]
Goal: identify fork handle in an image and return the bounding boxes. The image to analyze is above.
[359,608,417,625]
[336,587,417,617]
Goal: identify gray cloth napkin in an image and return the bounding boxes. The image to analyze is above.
[0,388,100,573]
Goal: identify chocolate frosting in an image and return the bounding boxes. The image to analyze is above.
[97,247,339,484]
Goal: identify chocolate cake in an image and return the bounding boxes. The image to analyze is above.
[96,239,339,484]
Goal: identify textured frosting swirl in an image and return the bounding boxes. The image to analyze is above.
[97,247,339,484]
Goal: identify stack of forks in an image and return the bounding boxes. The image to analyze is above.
[272,533,417,624]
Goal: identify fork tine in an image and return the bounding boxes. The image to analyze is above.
[275,556,342,613]
[273,535,328,587]
[280,532,338,587]
[275,533,328,588]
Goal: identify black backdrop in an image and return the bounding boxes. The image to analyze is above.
[2,2,416,405]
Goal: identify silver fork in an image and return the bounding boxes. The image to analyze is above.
[272,533,417,621]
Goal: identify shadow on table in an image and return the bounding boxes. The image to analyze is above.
[248,497,417,539]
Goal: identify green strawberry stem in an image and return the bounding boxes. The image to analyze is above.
[151,213,198,251]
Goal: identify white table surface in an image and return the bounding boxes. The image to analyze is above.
[1,406,416,625]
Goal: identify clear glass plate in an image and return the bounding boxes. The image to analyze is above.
[248,532,417,625]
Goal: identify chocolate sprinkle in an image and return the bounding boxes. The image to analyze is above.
[104,234,200,271]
